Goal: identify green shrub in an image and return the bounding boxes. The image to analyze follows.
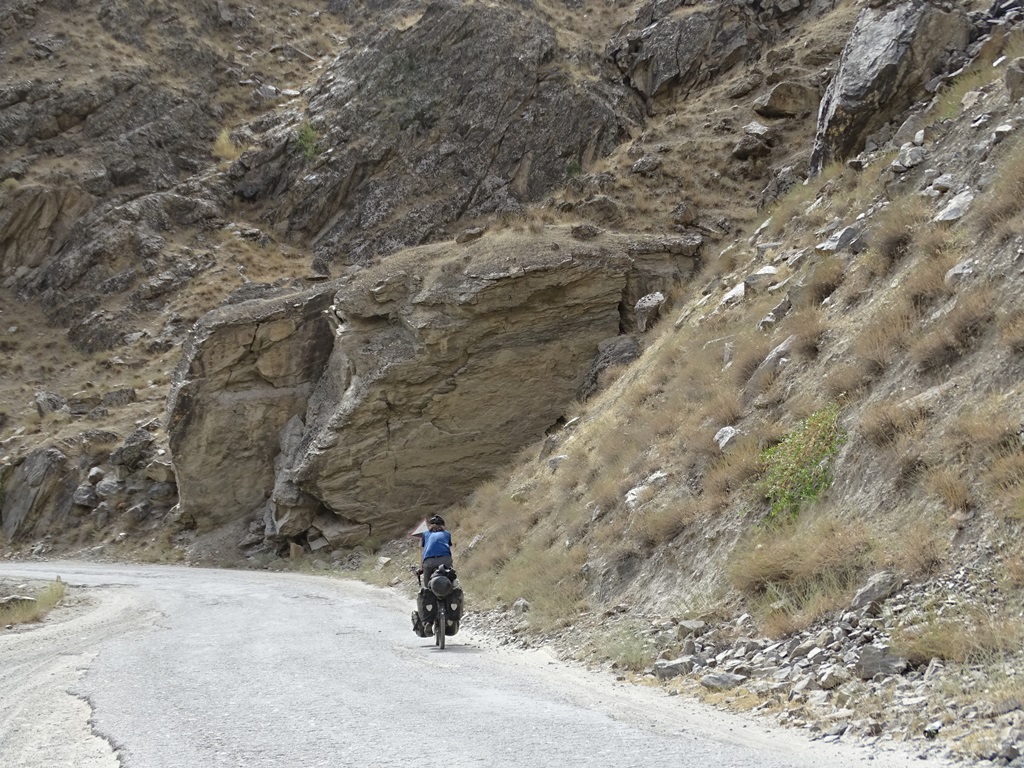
[759,403,846,518]
[295,122,320,159]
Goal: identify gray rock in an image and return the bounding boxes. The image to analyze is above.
[608,2,769,105]
[455,227,485,244]
[169,237,681,538]
[635,292,666,332]
[34,391,67,417]
[110,429,155,470]
[700,672,747,690]
[754,81,819,118]
[891,143,926,172]
[654,656,696,680]
[512,597,531,614]
[851,571,900,610]
[236,2,638,264]
[811,3,970,170]
[0,448,77,543]
[72,483,100,508]
[715,426,739,450]
[1007,57,1024,102]
[854,645,908,679]
[933,190,974,222]
[815,226,863,253]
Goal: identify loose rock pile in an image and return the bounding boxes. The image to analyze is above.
[468,563,1024,765]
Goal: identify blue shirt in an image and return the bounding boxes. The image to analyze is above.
[422,530,452,559]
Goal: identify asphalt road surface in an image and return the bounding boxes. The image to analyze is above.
[0,562,951,768]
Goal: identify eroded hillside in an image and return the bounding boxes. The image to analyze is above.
[4,0,1024,760]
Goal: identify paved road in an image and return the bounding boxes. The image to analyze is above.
[0,562,950,768]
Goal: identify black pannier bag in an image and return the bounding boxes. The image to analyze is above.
[444,587,464,635]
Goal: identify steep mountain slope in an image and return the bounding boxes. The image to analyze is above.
[4,0,1024,760]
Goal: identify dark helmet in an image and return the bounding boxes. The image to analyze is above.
[428,514,446,527]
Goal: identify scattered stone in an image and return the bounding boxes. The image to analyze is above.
[851,571,900,610]
[701,672,747,690]
[512,597,531,614]
[455,227,485,244]
[933,190,973,222]
[753,81,819,118]
[854,645,908,679]
[1007,57,1024,102]
[571,224,601,240]
[635,292,666,332]
[715,426,739,450]
[34,391,68,417]
[815,226,863,253]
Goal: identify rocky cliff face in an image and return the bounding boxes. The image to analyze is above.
[167,231,698,549]
[231,0,640,265]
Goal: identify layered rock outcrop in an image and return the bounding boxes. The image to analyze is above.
[167,231,698,547]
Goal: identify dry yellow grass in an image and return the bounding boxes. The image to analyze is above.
[924,465,972,511]
[0,578,66,627]
[909,286,997,372]
[879,516,948,577]
[727,510,874,634]
[212,129,242,161]
[853,298,918,371]
[974,138,1024,233]
[893,609,1023,665]
[859,397,932,447]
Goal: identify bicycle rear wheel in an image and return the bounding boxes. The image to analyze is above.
[435,605,446,649]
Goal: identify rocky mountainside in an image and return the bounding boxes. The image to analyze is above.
[4,0,1024,761]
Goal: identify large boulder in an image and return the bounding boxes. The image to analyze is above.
[0,448,78,543]
[166,286,337,531]
[167,231,695,542]
[810,2,970,171]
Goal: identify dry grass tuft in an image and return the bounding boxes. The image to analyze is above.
[728,511,874,636]
[0,578,66,627]
[998,309,1024,353]
[859,397,932,447]
[799,257,845,308]
[704,437,763,496]
[823,359,878,401]
[853,298,918,371]
[782,307,828,360]
[924,465,972,511]
[974,138,1024,233]
[730,334,770,387]
[880,517,948,577]
[910,287,997,372]
[868,197,927,269]
[213,129,242,161]
[893,609,1023,665]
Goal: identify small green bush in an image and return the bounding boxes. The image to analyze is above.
[295,122,319,160]
[760,402,846,518]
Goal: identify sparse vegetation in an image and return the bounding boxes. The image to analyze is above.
[0,578,66,628]
[213,128,242,161]
[295,121,320,159]
[893,608,1023,665]
[759,403,845,519]
[728,511,874,635]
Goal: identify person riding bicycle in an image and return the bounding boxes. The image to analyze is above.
[412,515,456,637]
[418,514,453,585]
